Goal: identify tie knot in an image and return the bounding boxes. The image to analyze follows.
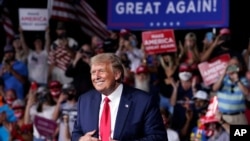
[104,97,110,103]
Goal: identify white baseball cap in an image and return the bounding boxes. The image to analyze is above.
[193,90,209,101]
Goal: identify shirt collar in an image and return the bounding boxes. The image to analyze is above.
[101,84,123,103]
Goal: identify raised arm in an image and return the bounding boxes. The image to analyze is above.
[19,26,30,55]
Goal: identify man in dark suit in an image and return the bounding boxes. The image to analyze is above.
[72,53,167,141]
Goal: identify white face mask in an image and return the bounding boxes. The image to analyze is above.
[179,72,192,81]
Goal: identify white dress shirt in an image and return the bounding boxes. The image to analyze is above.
[99,84,123,139]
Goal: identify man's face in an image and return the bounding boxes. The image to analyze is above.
[91,62,120,95]
[194,99,207,109]
[135,73,150,92]
[5,90,16,105]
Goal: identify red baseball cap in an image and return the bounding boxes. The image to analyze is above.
[179,63,192,72]
[136,65,148,74]
[219,28,230,35]
[119,29,130,37]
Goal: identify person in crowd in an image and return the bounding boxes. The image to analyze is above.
[65,44,93,96]
[0,91,17,122]
[0,44,28,99]
[157,53,180,112]
[170,63,200,141]
[203,116,229,141]
[201,32,215,57]
[193,90,210,118]
[134,64,159,101]
[190,117,208,141]
[212,57,249,125]
[119,53,134,86]
[90,35,103,54]
[48,80,63,103]
[19,27,50,86]
[200,28,246,68]
[134,64,150,92]
[2,89,17,107]
[179,32,200,66]
[53,83,78,141]
[24,86,56,141]
[79,43,94,64]
[12,33,29,64]
[10,99,33,141]
[160,107,180,141]
[48,33,75,84]
[0,110,11,141]
[0,88,17,141]
[51,21,78,51]
[72,53,167,141]
[116,34,144,73]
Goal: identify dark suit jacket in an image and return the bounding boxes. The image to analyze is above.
[72,84,168,141]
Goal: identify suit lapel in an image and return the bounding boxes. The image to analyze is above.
[90,91,101,138]
[113,85,132,139]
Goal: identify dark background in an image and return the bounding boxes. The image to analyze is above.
[0,0,249,57]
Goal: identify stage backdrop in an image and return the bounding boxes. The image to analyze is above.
[107,0,229,30]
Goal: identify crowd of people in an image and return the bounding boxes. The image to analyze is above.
[1,20,250,141]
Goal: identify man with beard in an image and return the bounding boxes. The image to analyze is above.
[0,45,28,100]
[134,65,150,92]
[134,65,159,103]
[53,83,77,141]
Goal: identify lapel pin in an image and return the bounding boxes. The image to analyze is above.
[125,104,129,108]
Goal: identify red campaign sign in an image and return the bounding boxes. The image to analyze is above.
[201,96,219,124]
[198,54,231,86]
[34,115,57,137]
[142,29,177,55]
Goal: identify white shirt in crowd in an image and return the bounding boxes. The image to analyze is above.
[98,84,123,139]
[167,128,180,141]
[29,104,56,139]
[27,49,48,84]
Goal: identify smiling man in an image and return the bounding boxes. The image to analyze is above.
[72,53,167,141]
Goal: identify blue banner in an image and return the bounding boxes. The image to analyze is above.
[107,0,229,30]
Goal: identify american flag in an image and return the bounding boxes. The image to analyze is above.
[50,0,110,40]
[1,7,15,43]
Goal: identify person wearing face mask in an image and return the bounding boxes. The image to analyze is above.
[170,63,202,141]
[10,99,33,141]
[48,80,62,103]
[52,83,77,141]
[0,90,17,141]
[4,89,17,107]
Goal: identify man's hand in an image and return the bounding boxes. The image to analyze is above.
[79,130,99,141]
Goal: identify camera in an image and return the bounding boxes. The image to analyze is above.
[227,65,239,73]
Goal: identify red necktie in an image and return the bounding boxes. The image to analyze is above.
[100,97,111,141]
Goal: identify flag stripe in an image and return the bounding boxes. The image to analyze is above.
[79,6,110,37]
[1,8,15,43]
[74,5,107,38]
[51,0,110,39]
